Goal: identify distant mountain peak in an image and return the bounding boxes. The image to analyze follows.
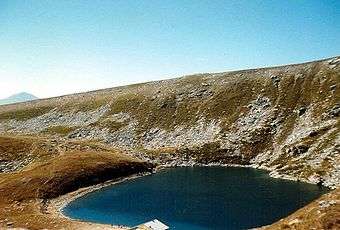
[0,92,38,105]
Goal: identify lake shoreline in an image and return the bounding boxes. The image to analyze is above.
[48,172,153,229]
[57,166,329,230]
[49,163,331,229]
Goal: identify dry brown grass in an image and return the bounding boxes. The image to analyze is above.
[0,136,34,162]
[0,135,59,171]
[0,151,152,201]
[0,137,153,229]
[0,106,54,121]
[41,125,78,136]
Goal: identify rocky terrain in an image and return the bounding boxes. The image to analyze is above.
[1,56,339,188]
[0,56,339,229]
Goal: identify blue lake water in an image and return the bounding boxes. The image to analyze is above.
[63,167,328,230]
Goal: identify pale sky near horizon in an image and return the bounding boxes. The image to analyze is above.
[0,0,339,99]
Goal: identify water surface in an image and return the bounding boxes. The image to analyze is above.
[63,167,327,230]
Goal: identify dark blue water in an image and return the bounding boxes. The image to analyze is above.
[63,167,327,230]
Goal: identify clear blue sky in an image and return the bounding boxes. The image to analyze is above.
[0,0,339,98]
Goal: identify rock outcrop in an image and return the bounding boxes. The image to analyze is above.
[0,56,339,188]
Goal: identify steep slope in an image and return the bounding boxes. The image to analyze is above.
[0,92,38,105]
[0,56,339,189]
[0,138,152,229]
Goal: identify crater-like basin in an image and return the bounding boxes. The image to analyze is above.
[63,167,327,230]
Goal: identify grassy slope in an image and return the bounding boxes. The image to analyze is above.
[0,136,152,229]
[1,57,337,180]
[0,57,338,138]
[0,151,152,201]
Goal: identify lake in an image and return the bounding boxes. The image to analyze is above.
[63,167,327,230]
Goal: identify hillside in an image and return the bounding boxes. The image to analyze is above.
[0,135,152,229]
[1,56,339,188]
[0,92,38,106]
[0,56,339,229]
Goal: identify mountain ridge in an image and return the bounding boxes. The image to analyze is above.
[0,55,337,110]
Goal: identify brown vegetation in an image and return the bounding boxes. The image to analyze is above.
[41,125,78,136]
[0,136,153,229]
